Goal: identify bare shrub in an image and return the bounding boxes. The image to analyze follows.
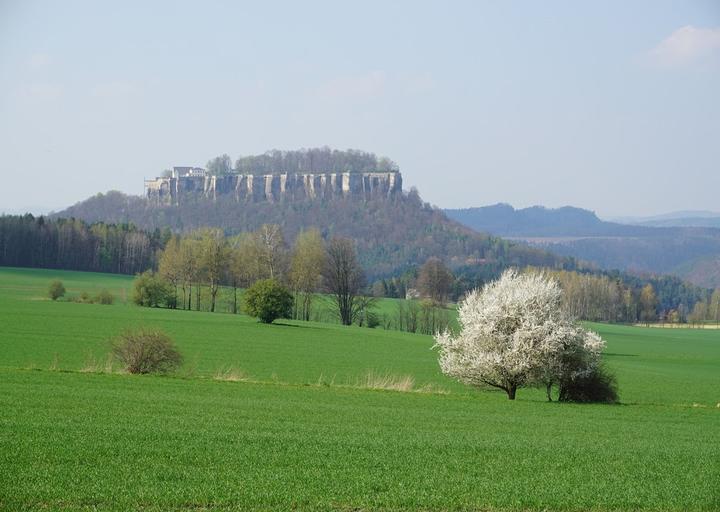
[80,352,114,373]
[111,327,183,374]
[214,366,248,382]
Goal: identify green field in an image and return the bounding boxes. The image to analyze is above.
[1,267,718,511]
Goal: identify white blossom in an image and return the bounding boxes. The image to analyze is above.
[434,269,605,400]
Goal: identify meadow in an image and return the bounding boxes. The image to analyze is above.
[0,267,718,511]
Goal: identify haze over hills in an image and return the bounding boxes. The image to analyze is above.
[610,211,720,229]
[445,204,720,288]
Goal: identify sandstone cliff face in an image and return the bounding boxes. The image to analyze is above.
[145,172,402,204]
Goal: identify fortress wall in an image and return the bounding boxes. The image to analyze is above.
[145,172,402,204]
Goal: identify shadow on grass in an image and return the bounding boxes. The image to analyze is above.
[604,353,639,357]
[269,321,316,329]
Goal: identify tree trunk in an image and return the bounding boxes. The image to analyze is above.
[210,283,217,313]
[507,385,517,400]
[233,284,237,314]
[546,383,553,402]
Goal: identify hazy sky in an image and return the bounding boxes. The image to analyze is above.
[1,1,718,217]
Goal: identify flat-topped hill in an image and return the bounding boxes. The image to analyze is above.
[145,171,402,205]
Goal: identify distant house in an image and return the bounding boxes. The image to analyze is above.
[171,166,206,178]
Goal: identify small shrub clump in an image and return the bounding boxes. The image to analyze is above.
[132,271,174,308]
[558,365,619,403]
[48,280,66,301]
[111,327,183,374]
[244,279,293,324]
[94,289,115,305]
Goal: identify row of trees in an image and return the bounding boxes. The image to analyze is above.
[206,148,399,176]
[685,289,720,325]
[153,225,368,325]
[0,214,162,275]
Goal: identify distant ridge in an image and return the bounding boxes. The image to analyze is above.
[445,203,720,288]
[444,203,657,237]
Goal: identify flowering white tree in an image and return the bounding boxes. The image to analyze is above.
[434,270,605,400]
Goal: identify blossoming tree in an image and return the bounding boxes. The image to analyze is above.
[434,270,604,400]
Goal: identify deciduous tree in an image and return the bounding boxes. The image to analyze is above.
[289,229,325,321]
[323,237,366,326]
[417,257,453,304]
[433,270,605,400]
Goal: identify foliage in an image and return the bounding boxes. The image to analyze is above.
[434,270,605,400]
[0,212,163,274]
[94,289,115,305]
[196,228,230,313]
[132,271,174,308]
[48,280,65,300]
[243,279,293,324]
[110,327,183,374]
[233,147,399,174]
[417,257,454,303]
[558,365,619,403]
[70,289,114,305]
[289,229,325,321]
[206,154,233,176]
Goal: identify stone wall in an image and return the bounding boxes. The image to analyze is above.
[145,172,403,204]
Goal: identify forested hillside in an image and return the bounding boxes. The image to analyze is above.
[54,191,573,280]
[0,215,162,275]
[447,203,720,288]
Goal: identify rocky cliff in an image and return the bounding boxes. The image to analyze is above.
[145,172,402,204]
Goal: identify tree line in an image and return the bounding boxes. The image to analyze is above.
[0,214,163,275]
[2,214,716,326]
[206,147,399,176]
[146,225,370,326]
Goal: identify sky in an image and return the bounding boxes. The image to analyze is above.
[0,0,718,217]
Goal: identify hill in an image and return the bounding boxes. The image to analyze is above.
[446,204,720,288]
[53,190,574,281]
[445,203,657,237]
[1,267,718,510]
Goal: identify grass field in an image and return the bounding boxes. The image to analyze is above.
[1,267,718,511]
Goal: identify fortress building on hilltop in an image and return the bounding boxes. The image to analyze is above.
[144,166,403,204]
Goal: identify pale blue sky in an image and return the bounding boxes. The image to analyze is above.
[1,0,718,216]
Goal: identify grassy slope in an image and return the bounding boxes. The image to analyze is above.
[1,267,719,511]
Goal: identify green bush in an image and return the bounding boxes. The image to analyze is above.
[48,280,65,301]
[132,271,174,308]
[94,289,115,305]
[558,365,619,403]
[244,279,293,324]
[111,327,183,374]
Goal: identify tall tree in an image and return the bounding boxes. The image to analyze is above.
[206,154,233,176]
[322,237,365,326]
[178,237,200,310]
[197,228,230,313]
[417,257,454,304]
[158,235,182,308]
[255,224,287,280]
[639,284,658,324]
[289,229,326,321]
[710,288,720,326]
